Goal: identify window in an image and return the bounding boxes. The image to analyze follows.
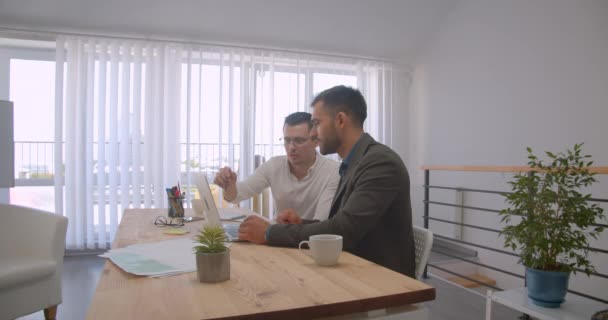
[179,58,359,178]
[5,38,393,249]
[1,48,57,212]
[180,63,242,177]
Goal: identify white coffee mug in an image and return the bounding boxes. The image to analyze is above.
[298,234,343,266]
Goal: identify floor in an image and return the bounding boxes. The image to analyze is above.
[422,275,522,320]
[16,256,105,320]
[17,255,523,320]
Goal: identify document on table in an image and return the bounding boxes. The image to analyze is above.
[102,252,178,276]
[100,238,230,277]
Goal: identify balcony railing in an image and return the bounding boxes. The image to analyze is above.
[14,141,285,186]
[422,165,608,305]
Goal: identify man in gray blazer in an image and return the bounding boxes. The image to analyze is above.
[238,85,415,277]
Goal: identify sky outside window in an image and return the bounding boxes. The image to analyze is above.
[10,59,55,141]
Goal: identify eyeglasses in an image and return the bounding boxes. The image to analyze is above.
[280,137,310,146]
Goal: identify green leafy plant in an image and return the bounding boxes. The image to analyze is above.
[500,143,606,275]
[193,225,228,254]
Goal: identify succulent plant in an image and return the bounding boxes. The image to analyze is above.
[193,225,228,254]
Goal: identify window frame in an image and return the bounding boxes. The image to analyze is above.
[0,45,56,187]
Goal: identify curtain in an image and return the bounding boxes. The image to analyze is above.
[56,35,394,250]
[56,37,183,249]
[179,50,394,219]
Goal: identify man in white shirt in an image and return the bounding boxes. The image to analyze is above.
[214,112,340,221]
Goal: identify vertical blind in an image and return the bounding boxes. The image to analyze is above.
[55,36,394,250]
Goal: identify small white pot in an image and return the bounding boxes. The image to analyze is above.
[195,250,230,283]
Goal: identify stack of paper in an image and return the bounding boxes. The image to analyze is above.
[100,238,205,277]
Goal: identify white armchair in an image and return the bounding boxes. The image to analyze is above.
[0,204,68,320]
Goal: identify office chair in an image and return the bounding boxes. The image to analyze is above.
[413,225,434,280]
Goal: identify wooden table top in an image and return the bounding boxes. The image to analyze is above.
[86,209,435,320]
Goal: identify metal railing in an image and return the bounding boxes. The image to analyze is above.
[14,141,286,186]
[422,165,608,304]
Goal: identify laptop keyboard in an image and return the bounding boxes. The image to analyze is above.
[223,224,239,239]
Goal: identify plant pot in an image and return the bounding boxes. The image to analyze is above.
[526,267,570,308]
[195,250,230,283]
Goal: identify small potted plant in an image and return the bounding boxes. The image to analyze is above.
[500,143,605,308]
[193,225,230,283]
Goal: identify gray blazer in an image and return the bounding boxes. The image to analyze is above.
[266,133,416,277]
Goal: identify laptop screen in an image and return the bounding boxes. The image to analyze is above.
[193,173,222,227]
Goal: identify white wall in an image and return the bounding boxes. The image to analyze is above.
[409,0,608,299]
[0,0,458,61]
[390,71,411,161]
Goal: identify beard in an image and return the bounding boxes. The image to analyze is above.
[318,129,340,155]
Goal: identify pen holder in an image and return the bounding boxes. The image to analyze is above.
[168,195,185,218]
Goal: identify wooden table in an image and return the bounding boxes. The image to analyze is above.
[87,209,435,320]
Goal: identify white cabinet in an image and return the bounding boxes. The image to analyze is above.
[485,288,607,320]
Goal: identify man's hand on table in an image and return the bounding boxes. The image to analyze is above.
[238,215,270,244]
[276,208,303,225]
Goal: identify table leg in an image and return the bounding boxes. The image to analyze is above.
[485,290,493,320]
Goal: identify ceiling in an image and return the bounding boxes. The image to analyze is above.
[0,0,460,61]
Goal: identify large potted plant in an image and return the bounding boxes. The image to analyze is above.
[500,143,605,308]
[193,225,230,283]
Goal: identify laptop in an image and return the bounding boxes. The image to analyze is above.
[193,173,247,242]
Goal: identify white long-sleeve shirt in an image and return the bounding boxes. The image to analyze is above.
[231,154,340,220]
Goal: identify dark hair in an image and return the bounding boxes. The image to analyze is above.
[284,112,313,130]
[310,85,367,127]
